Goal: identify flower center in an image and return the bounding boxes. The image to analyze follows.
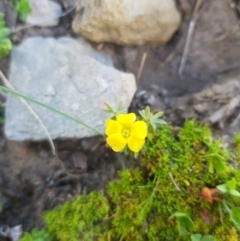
[122,128,130,138]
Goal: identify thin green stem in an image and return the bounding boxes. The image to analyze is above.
[0,85,104,136]
[218,203,223,223]
[222,200,231,213]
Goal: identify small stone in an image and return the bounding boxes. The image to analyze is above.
[26,0,62,27]
[72,152,87,170]
[72,0,181,46]
[194,103,207,114]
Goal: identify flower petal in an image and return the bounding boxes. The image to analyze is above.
[130,121,147,139]
[105,119,123,136]
[127,136,145,153]
[107,133,127,152]
[117,113,136,128]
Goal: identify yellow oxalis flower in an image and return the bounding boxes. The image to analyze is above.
[105,113,147,152]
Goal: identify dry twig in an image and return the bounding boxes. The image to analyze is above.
[169,172,181,192]
[178,0,204,76]
[137,51,148,82]
[209,96,240,124]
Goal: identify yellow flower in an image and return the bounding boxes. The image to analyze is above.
[105,113,147,152]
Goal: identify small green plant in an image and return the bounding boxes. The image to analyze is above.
[40,120,240,241]
[8,0,31,21]
[104,104,165,153]
[0,14,12,57]
[15,0,31,21]
[20,229,52,241]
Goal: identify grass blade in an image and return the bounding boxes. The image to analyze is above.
[0,85,104,136]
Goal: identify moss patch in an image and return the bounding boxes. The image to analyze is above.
[23,120,240,241]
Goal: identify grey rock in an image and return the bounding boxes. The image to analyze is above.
[5,37,136,140]
[72,0,181,46]
[26,0,62,27]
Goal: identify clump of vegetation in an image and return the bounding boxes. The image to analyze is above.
[0,0,31,58]
[20,229,52,241]
[0,14,12,57]
[8,0,31,21]
[44,191,109,241]
[233,134,240,163]
[37,121,240,240]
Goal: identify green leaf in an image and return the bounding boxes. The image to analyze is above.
[151,111,163,121]
[153,119,166,124]
[212,158,228,173]
[144,106,151,119]
[148,122,156,135]
[104,102,124,115]
[176,219,186,235]
[104,102,114,114]
[191,234,202,241]
[116,102,124,112]
[191,234,215,241]
[0,38,12,57]
[139,110,147,119]
[201,235,215,241]
[226,178,236,190]
[216,184,227,193]
[170,212,194,235]
[0,15,12,57]
[0,28,10,38]
[178,216,194,235]
[170,211,188,218]
[208,160,214,173]
[180,216,194,230]
[103,109,113,114]
[147,132,153,142]
[149,121,156,131]
[230,207,240,227]
[228,189,240,197]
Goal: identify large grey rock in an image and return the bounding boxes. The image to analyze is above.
[72,0,181,46]
[5,37,136,140]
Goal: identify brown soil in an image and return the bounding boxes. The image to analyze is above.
[0,0,240,237]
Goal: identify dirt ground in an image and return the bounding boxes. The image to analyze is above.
[0,0,240,237]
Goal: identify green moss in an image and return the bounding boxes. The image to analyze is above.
[44,191,109,241]
[233,134,240,164]
[42,120,240,241]
[0,14,12,57]
[19,229,52,241]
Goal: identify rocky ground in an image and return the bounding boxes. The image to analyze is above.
[0,0,240,239]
